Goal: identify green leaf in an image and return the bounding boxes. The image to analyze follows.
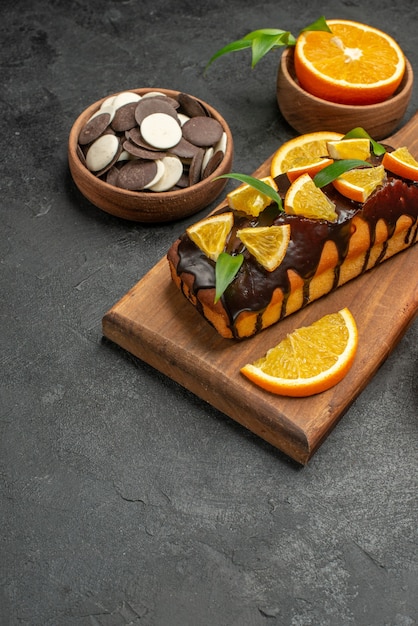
[206,16,328,70]
[343,127,386,156]
[242,28,292,41]
[205,39,253,70]
[250,33,292,67]
[300,16,331,34]
[313,159,372,187]
[215,173,283,211]
[215,252,244,303]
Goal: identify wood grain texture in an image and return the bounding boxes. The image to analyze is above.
[102,113,418,464]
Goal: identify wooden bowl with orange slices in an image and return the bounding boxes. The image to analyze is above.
[277,20,414,140]
[68,88,234,222]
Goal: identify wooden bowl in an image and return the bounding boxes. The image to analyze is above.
[277,47,414,139]
[68,88,234,222]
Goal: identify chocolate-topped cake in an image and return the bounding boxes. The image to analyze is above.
[167,144,418,339]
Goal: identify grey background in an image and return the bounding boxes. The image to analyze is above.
[1,0,417,624]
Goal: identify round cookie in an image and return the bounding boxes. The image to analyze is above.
[116,159,159,190]
[140,113,182,150]
[182,116,223,147]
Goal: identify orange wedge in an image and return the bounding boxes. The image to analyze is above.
[382,147,418,181]
[332,165,386,203]
[227,176,278,217]
[286,158,334,183]
[284,173,338,221]
[326,138,371,161]
[186,212,233,261]
[270,131,343,178]
[236,224,291,272]
[294,19,406,105]
[240,308,358,397]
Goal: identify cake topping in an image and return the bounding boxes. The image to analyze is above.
[284,173,338,221]
[271,131,343,178]
[227,176,278,217]
[186,212,234,261]
[173,128,418,339]
[236,224,291,272]
[382,147,418,181]
[326,138,371,161]
[331,164,386,203]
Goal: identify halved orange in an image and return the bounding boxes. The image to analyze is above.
[382,146,418,181]
[284,173,338,221]
[294,19,406,105]
[186,211,233,261]
[271,131,343,178]
[240,307,358,397]
[236,224,291,271]
[227,176,278,217]
[332,165,386,203]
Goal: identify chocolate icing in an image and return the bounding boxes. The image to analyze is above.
[175,158,418,338]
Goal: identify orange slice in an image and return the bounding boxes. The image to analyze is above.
[240,307,358,397]
[271,131,343,178]
[332,165,386,203]
[236,224,291,272]
[284,173,338,221]
[326,138,371,161]
[285,158,334,183]
[227,176,278,217]
[294,19,406,105]
[186,211,233,261]
[382,146,418,181]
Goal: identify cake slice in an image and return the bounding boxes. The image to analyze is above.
[167,139,418,339]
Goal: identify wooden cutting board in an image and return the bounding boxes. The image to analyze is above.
[102,113,418,464]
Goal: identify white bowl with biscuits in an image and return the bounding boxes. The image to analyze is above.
[68,88,234,222]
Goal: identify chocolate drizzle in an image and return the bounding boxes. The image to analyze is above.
[175,163,418,338]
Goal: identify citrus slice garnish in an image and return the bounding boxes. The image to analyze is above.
[286,158,334,183]
[271,131,343,178]
[332,164,386,203]
[294,19,406,105]
[186,211,233,261]
[240,307,358,397]
[284,173,338,221]
[237,224,291,272]
[326,138,371,161]
[226,176,278,217]
[382,146,418,181]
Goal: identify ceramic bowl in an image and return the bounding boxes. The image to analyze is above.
[276,47,414,139]
[68,88,234,222]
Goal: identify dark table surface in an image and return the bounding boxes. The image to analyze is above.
[2,0,417,624]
